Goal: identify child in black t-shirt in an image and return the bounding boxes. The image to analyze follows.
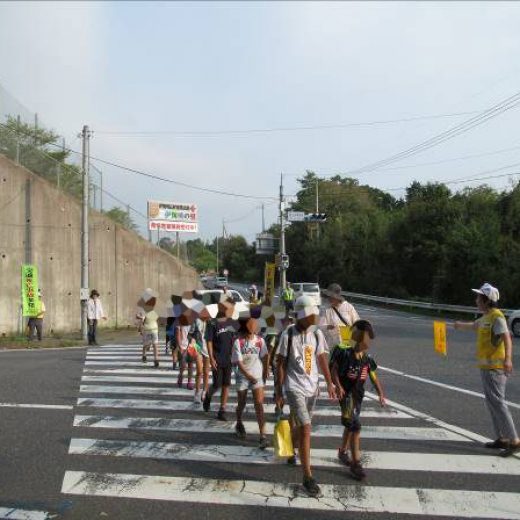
[330,319,386,481]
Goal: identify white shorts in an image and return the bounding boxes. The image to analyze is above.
[236,374,264,392]
[142,331,159,346]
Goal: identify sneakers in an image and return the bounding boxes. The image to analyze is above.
[500,442,520,458]
[302,476,322,498]
[187,380,194,391]
[485,439,509,449]
[194,391,202,404]
[350,461,366,481]
[235,421,246,439]
[287,455,297,465]
[142,355,147,363]
[202,393,211,412]
[154,360,159,368]
[172,361,178,371]
[259,436,269,450]
[337,448,351,466]
[217,409,227,421]
[177,375,183,388]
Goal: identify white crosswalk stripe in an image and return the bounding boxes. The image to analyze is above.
[0,508,50,520]
[58,344,520,518]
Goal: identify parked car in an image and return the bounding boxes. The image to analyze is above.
[508,311,520,337]
[195,289,249,315]
[290,282,321,307]
[215,276,228,289]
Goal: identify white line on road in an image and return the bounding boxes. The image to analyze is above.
[61,470,520,518]
[86,356,172,361]
[0,402,73,411]
[68,437,520,474]
[84,368,177,376]
[379,366,520,410]
[72,414,469,441]
[0,507,50,519]
[81,375,328,389]
[365,391,490,444]
[75,394,406,418]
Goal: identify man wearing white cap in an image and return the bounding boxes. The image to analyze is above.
[275,295,337,498]
[454,283,519,457]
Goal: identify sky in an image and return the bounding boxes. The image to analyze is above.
[1,1,520,242]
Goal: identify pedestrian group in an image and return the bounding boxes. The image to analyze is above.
[128,280,518,498]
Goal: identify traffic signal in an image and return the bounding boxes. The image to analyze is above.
[304,213,327,222]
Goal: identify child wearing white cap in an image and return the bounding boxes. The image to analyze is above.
[454,283,519,457]
[275,295,337,498]
[136,289,160,368]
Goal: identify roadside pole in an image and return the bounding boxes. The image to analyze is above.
[80,125,91,341]
[316,178,320,241]
[279,173,287,291]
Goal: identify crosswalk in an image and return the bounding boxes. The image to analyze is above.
[60,344,520,518]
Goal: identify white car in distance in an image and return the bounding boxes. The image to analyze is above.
[290,282,322,307]
[195,289,250,315]
[508,310,520,338]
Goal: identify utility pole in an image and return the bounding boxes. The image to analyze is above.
[80,125,91,341]
[261,203,265,232]
[316,178,320,241]
[216,232,219,275]
[279,173,287,291]
[99,169,104,212]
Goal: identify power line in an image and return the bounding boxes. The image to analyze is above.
[284,143,520,178]
[287,161,520,199]
[346,90,520,176]
[49,143,277,201]
[92,111,480,137]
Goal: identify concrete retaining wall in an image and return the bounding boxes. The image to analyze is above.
[0,154,199,335]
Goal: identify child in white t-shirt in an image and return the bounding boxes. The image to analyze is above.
[231,313,269,449]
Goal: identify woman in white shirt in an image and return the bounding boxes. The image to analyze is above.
[87,289,107,346]
[320,283,360,348]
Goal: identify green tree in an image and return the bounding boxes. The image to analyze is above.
[103,207,138,232]
[186,239,217,273]
[0,115,83,198]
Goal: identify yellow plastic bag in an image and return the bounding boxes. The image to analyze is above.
[339,325,352,343]
[273,418,294,458]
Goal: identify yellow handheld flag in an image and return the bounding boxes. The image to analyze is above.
[273,418,294,458]
[433,321,447,356]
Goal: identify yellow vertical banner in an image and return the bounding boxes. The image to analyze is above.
[433,321,447,356]
[263,262,276,306]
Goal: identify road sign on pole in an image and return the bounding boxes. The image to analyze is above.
[287,211,305,222]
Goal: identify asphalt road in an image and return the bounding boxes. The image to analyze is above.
[0,303,519,520]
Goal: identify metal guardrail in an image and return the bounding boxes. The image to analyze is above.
[341,291,516,316]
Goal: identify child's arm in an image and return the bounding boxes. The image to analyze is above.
[317,352,337,400]
[135,314,144,334]
[261,353,269,384]
[369,370,386,407]
[330,361,345,400]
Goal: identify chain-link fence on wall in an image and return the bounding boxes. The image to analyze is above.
[0,84,150,241]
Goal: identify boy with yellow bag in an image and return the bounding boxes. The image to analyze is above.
[275,295,337,498]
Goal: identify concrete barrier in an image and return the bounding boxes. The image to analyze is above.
[0,154,199,335]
